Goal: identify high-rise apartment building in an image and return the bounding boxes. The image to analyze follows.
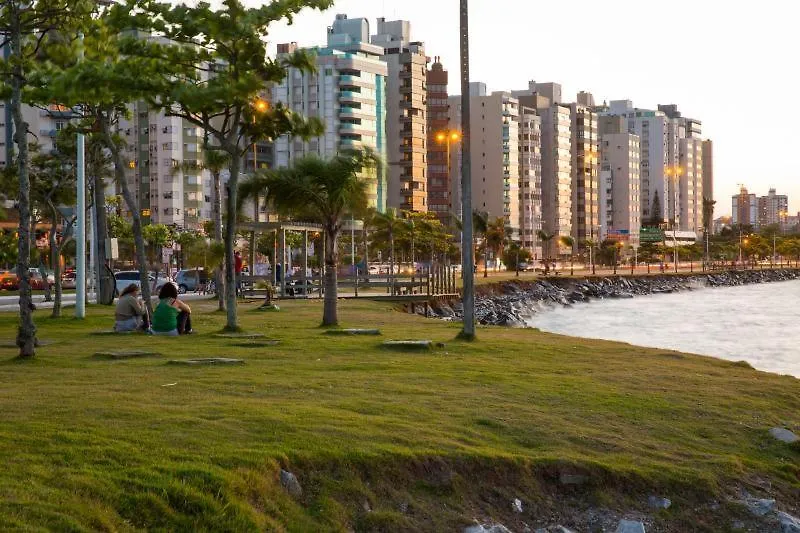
[120,105,212,229]
[449,84,521,238]
[758,188,789,228]
[273,17,389,211]
[599,133,641,247]
[425,58,451,223]
[702,139,714,232]
[513,82,573,244]
[518,107,542,253]
[568,100,600,246]
[679,137,703,233]
[731,186,758,227]
[371,18,428,212]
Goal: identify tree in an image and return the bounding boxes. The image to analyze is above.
[536,229,555,273]
[117,0,330,331]
[649,191,664,227]
[473,211,489,277]
[502,243,531,274]
[560,235,575,275]
[0,0,87,356]
[371,208,404,296]
[240,151,375,326]
[485,217,509,272]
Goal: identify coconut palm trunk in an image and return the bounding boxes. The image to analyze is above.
[323,224,339,326]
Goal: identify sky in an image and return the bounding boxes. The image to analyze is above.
[260,0,800,216]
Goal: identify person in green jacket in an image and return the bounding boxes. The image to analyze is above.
[151,283,193,336]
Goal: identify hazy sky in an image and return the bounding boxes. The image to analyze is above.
[263,0,800,216]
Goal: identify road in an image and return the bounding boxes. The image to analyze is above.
[0,292,211,313]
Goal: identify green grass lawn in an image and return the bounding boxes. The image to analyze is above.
[0,298,797,532]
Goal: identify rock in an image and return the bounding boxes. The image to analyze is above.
[615,520,646,533]
[648,496,671,509]
[398,502,408,514]
[536,527,576,533]
[559,472,589,486]
[512,498,523,513]
[743,496,775,517]
[464,525,512,533]
[769,427,799,444]
[778,512,800,533]
[279,469,302,497]
[362,500,371,512]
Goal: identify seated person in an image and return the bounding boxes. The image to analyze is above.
[114,283,149,332]
[151,283,193,336]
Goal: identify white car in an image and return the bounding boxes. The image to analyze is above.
[114,271,172,296]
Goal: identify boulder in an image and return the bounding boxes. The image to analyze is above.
[743,496,775,517]
[648,496,672,509]
[615,520,646,533]
[769,427,799,444]
[279,469,302,497]
[464,525,512,533]
[512,498,523,513]
[778,512,800,533]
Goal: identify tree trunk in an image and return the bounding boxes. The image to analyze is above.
[322,225,339,326]
[223,148,240,331]
[10,12,36,357]
[92,171,113,305]
[389,232,395,296]
[99,111,152,315]
[212,169,225,311]
[48,212,62,318]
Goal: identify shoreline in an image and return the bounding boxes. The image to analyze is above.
[426,269,800,327]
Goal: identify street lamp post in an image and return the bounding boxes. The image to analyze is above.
[665,165,683,273]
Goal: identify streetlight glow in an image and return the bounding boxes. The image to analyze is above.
[254,98,269,113]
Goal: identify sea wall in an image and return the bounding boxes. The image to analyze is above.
[427,269,800,327]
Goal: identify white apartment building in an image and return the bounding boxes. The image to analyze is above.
[272,16,388,211]
[569,101,600,246]
[518,107,542,254]
[600,133,641,248]
[448,84,521,238]
[370,18,428,212]
[758,188,789,228]
[679,137,703,234]
[120,104,212,230]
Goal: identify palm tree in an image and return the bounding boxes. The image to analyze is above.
[560,235,575,275]
[485,217,509,272]
[537,229,555,274]
[240,151,376,326]
[372,208,404,296]
[702,196,716,267]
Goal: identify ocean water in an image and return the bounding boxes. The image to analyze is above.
[527,280,800,377]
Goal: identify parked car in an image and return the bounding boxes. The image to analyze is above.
[175,268,208,294]
[114,270,172,296]
[61,272,77,289]
[0,270,19,291]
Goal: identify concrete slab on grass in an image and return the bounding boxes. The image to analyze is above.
[212,333,265,340]
[167,358,244,366]
[324,329,381,336]
[94,351,161,360]
[229,340,280,348]
[381,340,433,350]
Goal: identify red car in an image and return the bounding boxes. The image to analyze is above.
[0,270,19,291]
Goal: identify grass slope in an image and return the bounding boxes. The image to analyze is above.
[0,299,797,532]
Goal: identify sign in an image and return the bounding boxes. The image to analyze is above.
[640,227,664,243]
[106,238,119,260]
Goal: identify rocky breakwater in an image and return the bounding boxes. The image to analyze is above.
[427,269,800,327]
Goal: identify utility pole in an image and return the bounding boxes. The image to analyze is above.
[459,0,475,340]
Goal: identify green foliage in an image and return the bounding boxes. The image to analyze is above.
[502,243,532,271]
[0,233,18,269]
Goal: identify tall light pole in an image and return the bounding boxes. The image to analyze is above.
[75,33,86,318]
[665,165,683,273]
[458,0,475,340]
